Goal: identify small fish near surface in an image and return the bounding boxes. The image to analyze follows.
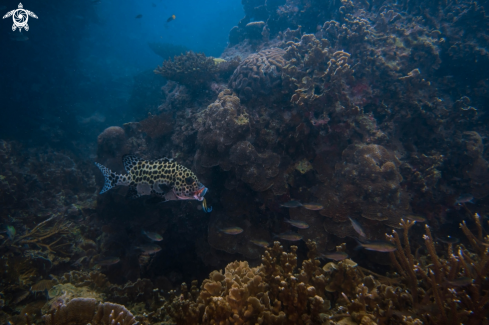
[250,239,270,248]
[274,232,303,242]
[349,217,366,238]
[284,219,309,229]
[281,200,303,208]
[321,251,348,261]
[142,230,163,242]
[166,14,176,23]
[95,155,208,202]
[356,240,396,252]
[302,203,323,211]
[455,193,474,205]
[135,14,143,19]
[136,244,162,254]
[220,227,244,235]
[96,257,121,266]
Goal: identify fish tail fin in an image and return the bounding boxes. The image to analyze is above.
[94,162,119,194]
[354,238,364,251]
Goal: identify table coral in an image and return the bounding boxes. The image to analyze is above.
[155,51,219,91]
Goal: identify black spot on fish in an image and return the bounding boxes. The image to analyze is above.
[185,177,193,185]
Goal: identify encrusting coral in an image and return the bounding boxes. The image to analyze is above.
[42,297,136,325]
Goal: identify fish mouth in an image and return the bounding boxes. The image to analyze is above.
[174,184,208,201]
[193,185,208,201]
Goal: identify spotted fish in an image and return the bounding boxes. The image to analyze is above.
[95,155,208,201]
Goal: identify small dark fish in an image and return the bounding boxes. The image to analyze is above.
[6,225,15,240]
[220,227,243,235]
[136,244,162,254]
[357,240,396,252]
[322,251,348,261]
[96,257,121,266]
[455,193,474,205]
[445,277,473,287]
[12,290,29,304]
[436,235,459,244]
[349,217,366,238]
[250,239,270,247]
[152,3,156,7]
[406,215,427,222]
[136,14,143,19]
[167,14,176,22]
[274,232,303,241]
[281,200,302,208]
[284,219,309,229]
[142,230,163,242]
[302,203,323,210]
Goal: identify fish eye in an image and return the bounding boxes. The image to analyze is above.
[185,177,194,185]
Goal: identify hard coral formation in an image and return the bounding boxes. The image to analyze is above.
[154,51,218,91]
[165,241,331,325]
[229,48,286,101]
[43,298,136,325]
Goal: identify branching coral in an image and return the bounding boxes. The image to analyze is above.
[164,241,331,325]
[385,215,489,324]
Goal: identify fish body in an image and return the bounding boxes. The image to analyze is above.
[142,230,163,242]
[95,155,208,201]
[97,257,120,266]
[405,215,426,222]
[220,227,243,235]
[302,203,323,210]
[445,277,473,287]
[250,239,270,247]
[322,251,348,261]
[274,232,303,241]
[136,244,162,254]
[436,235,459,244]
[357,240,396,252]
[281,200,302,208]
[6,225,15,240]
[135,14,142,18]
[455,193,474,205]
[284,219,309,229]
[349,217,366,238]
[167,14,176,22]
[202,198,212,213]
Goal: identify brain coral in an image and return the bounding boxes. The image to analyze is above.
[229,47,286,101]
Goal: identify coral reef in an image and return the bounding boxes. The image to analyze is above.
[43,298,136,325]
[154,51,219,91]
[229,48,286,101]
